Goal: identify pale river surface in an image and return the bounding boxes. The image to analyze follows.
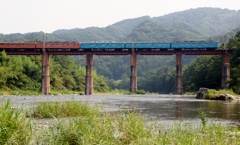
[2,94,240,127]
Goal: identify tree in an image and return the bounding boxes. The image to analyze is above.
[228,31,240,93]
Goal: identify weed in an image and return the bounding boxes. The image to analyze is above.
[198,108,207,128]
[0,100,32,144]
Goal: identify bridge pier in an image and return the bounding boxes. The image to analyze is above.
[85,54,94,95]
[130,54,137,93]
[41,52,50,95]
[221,53,230,88]
[176,53,183,94]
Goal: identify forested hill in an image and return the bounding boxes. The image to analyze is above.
[125,20,209,41]
[52,16,151,41]
[154,8,240,36]
[0,8,239,42]
[0,7,240,93]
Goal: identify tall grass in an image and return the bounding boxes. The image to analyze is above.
[38,112,158,144]
[37,111,240,145]
[0,100,32,144]
[31,101,100,118]
[205,89,237,99]
[2,100,240,144]
[198,108,207,128]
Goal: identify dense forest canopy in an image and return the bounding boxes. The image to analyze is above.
[0,7,240,93]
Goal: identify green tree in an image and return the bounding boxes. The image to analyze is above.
[228,31,240,93]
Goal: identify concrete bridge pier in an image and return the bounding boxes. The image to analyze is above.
[130,54,137,93]
[41,52,50,95]
[176,53,183,94]
[85,54,94,95]
[221,53,230,88]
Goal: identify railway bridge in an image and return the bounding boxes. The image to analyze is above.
[0,41,233,95]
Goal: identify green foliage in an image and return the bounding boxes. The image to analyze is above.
[40,112,153,144]
[204,89,237,99]
[139,66,175,93]
[31,101,100,118]
[135,89,146,95]
[38,109,240,144]
[0,100,32,144]
[204,90,216,99]
[0,52,109,93]
[1,101,240,144]
[198,109,207,128]
[228,31,240,94]
[183,55,222,92]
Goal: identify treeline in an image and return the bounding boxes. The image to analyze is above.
[0,51,110,93]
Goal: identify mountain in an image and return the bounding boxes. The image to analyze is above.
[125,20,209,41]
[154,7,240,36]
[51,16,151,42]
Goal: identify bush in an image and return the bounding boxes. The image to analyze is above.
[205,89,237,99]
[0,100,32,144]
[135,89,146,95]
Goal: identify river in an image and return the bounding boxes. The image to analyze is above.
[2,94,240,127]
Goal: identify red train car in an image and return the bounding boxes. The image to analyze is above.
[36,42,80,49]
[0,42,36,49]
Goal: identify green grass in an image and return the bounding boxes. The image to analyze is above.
[135,89,147,95]
[31,101,100,118]
[0,100,32,144]
[1,100,240,144]
[205,89,238,99]
[37,111,240,145]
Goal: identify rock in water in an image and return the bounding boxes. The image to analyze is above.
[196,88,208,99]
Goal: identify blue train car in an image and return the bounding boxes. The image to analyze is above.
[171,42,218,49]
[81,42,125,49]
[125,42,170,49]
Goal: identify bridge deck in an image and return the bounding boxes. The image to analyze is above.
[4,50,233,55]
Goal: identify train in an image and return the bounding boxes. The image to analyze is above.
[0,41,218,50]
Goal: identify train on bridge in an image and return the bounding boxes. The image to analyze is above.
[0,41,218,50]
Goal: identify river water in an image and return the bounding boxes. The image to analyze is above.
[2,94,240,127]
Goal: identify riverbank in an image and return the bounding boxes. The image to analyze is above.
[0,89,131,96]
[1,99,240,144]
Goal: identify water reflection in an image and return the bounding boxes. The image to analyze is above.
[135,96,240,127]
[175,101,183,119]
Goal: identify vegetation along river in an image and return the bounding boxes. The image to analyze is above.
[2,94,240,127]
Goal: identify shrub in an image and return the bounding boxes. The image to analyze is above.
[0,100,32,144]
[135,89,146,95]
[205,89,238,99]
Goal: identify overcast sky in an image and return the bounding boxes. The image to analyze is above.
[1,0,239,34]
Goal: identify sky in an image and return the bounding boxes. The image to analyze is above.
[0,0,239,34]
